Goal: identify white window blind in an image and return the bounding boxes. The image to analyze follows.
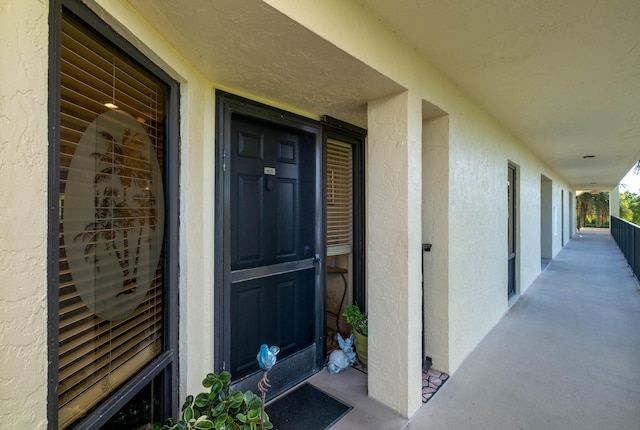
[326,139,353,256]
[58,13,166,429]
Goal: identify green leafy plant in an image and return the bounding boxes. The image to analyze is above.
[343,304,368,337]
[153,371,272,430]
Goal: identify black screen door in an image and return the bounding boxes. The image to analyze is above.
[217,95,324,397]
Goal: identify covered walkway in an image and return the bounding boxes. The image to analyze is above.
[308,230,640,429]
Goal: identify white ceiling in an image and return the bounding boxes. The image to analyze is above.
[357,0,640,190]
[125,0,640,190]
[125,0,405,127]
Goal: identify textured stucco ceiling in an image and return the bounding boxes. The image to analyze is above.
[125,0,640,189]
[357,0,640,189]
[125,0,404,128]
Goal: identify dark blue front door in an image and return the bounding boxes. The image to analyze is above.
[224,110,322,395]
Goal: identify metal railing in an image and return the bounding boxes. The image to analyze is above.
[610,215,640,281]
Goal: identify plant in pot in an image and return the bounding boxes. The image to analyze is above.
[343,304,368,366]
[153,371,272,430]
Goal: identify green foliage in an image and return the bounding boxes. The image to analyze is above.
[577,191,609,228]
[153,371,272,430]
[343,304,368,337]
[620,190,640,226]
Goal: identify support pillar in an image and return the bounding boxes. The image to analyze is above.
[611,186,620,218]
[366,91,423,417]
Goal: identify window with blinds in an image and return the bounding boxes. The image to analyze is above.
[326,139,353,256]
[58,12,167,428]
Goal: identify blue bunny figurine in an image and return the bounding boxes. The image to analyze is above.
[327,333,356,374]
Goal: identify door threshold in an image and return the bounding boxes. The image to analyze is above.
[507,293,520,309]
[231,345,321,402]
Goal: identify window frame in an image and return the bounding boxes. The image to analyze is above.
[48,1,180,428]
[321,117,367,310]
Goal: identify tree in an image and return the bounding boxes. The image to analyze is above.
[620,191,640,225]
[577,191,609,228]
[592,192,609,227]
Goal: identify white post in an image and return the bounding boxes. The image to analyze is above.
[611,185,620,218]
[367,91,423,417]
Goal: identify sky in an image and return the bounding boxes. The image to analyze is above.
[619,166,640,194]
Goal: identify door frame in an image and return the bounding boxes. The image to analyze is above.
[214,91,325,396]
[561,189,564,245]
[508,162,517,297]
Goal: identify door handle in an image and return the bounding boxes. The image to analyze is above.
[314,253,322,274]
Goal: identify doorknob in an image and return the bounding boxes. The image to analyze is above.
[314,253,322,274]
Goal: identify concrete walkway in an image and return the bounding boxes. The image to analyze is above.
[308,230,640,429]
[408,230,640,429]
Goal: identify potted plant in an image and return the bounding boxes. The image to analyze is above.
[153,371,272,430]
[343,304,368,366]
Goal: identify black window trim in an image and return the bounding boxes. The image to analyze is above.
[321,116,367,311]
[48,1,180,428]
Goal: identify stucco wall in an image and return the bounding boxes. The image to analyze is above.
[446,110,512,370]
[367,92,423,416]
[2,0,579,425]
[422,115,450,372]
[98,0,577,417]
[0,0,49,428]
[541,177,553,258]
[0,1,217,426]
[263,0,574,377]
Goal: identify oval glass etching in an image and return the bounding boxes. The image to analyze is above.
[64,110,165,321]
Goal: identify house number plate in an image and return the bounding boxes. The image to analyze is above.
[264,167,276,175]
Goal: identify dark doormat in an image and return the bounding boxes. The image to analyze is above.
[265,383,351,430]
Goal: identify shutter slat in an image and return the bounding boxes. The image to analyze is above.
[59,339,160,429]
[58,13,166,429]
[59,288,162,352]
[59,313,161,381]
[326,139,353,257]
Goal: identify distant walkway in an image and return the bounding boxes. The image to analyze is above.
[408,230,640,429]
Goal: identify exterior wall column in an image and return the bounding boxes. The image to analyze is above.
[422,115,450,373]
[367,91,423,417]
[611,186,620,218]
